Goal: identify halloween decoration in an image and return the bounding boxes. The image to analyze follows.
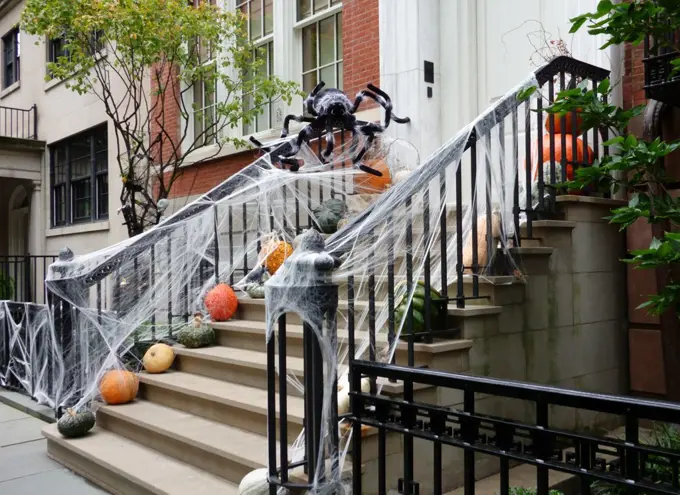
[249,82,410,176]
[354,157,392,193]
[99,370,139,405]
[178,313,216,349]
[313,198,348,234]
[142,343,175,373]
[205,283,239,321]
[57,408,96,438]
[259,238,293,274]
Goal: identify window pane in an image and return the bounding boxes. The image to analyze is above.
[331,0,341,5]
[250,0,262,40]
[302,24,317,72]
[314,0,328,13]
[319,16,335,67]
[54,185,66,225]
[72,179,91,221]
[97,175,108,218]
[320,64,335,88]
[337,61,343,90]
[336,13,343,59]
[264,0,273,35]
[303,71,317,94]
[298,0,312,20]
[256,104,269,131]
[194,80,204,110]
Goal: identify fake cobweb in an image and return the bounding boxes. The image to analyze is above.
[0,66,604,493]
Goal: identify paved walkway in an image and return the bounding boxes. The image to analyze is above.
[0,402,108,494]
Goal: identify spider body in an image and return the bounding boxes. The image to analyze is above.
[250,82,410,176]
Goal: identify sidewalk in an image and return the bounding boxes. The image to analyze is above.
[0,401,108,494]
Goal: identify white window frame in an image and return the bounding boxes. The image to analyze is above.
[299,9,343,97]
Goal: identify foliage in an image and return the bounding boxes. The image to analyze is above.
[21,0,299,237]
[550,5,680,317]
[0,271,14,300]
[509,488,563,495]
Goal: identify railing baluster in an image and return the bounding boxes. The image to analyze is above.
[485,133,493,274]
[277,314,289,482]
[512,106,521,248]
[470,141,479,297]
[150,246,156,341]
[229,205,234,285]
[167,237,173,338]
[536,399,549,495]
[456,159,464,308]
[387,213,396,371]
[242,203,248,277]
[404,196,414,494]
[524,98,534,239]
[464,388,476,495]
[439,169,448,302]
[537,95,545,212]
[423,188,432,343]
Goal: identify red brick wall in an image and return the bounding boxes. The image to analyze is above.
[622,42,646,111]
[342,0,380,103]
[150,61,182,164]
[164,150,261,199]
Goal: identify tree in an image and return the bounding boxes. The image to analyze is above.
[543,0,680,399]
[21,0,298,237]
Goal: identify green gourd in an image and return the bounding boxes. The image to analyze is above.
[246,272,269,299]
[57,408,96,438]
[313,198,347,234]
[177,314,216,348]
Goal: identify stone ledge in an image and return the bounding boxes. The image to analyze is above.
[556,194,626,207]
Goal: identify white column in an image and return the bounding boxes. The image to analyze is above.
[28,180,44,257]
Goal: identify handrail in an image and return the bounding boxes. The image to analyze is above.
[327,56,609,254]
[46,55,609,290]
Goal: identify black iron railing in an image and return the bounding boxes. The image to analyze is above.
[644,26,680,106]
[0,104,38,140]
[350,361,680,495]
[0,255,58,305]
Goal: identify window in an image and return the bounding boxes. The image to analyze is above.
[50,125,108,227]
[48,37,69,64]
[2,28,19,89]
[302,12,343,94]
[243,42,274,135]
[191,35,217,146]
[237,0,273,40]
[298,0,341,20]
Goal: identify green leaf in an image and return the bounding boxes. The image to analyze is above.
[570,15,589,33]
[602,136,624,147]
[517,86,537,102]
[597,79,611,94]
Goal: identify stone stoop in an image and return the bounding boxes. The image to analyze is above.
[42,290,475,495]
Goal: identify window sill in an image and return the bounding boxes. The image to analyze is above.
[46,220,110,238]
[0,80,20,99]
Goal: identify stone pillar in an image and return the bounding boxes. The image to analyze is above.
[28,180,44,257]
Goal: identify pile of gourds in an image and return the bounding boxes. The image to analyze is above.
[394,280,442,339]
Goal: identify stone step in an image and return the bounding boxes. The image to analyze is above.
[95,400,269,486]
[173,345,306,397]
[138,370,305,443]
[210,320,472,375]
[43,423,238,495]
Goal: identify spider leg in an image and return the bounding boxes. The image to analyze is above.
[351,123,382,176]
[281,115,316,138]
[278,125,315,172]
[358,83,411,129]
[304,81,326,116]
[322,122,335,161]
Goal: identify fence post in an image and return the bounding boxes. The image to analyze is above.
[24,254,31,302]
[32,104,37,139]
[265,229,340,490]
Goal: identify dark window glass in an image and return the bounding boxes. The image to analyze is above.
[50,124,108,227]
[2,28,19,89]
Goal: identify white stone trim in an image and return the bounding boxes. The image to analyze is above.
[46,220,110,238]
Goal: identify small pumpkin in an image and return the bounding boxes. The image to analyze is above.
[99,369,139,405]
[238,468,270,495]
[354,157,392,193]
[177,313,216,349]
[142,343,175,374]
[259,238,293,274]
[205,283,239,321]
[545,109,584,135]
[313,198,348,234]
[57,408,96,438]
[393,169,411,184]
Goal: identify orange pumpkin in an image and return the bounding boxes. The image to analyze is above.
[99,370,139,405]
[205,283,239,321]
[545,110,584,135]
[259,239,293,274]
[354,158,392,193]
[529,133,595,183]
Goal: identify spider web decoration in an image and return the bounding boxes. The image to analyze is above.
[0,66,607,493]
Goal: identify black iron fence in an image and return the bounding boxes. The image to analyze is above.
[350,361,680,495]
[644,21,680,106]
[0,104,38,140]
[0,255,58,305]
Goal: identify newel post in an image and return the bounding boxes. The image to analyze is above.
[265,230,340,491]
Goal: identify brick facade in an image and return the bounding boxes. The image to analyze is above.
[342,0,380,102]
[150,62,182,164]
[153,1,381,200]
[622,42,646,111]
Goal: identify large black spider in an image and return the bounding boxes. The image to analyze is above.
[250,82,410,176]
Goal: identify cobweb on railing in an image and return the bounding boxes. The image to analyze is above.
[3,65,602,493]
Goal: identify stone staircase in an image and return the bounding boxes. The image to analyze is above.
[39,196,625,495]
[41,295,474,494]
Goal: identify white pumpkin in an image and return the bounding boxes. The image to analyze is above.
[393,169,411,184]
[238,468,270,495]
[337,376,371,415]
